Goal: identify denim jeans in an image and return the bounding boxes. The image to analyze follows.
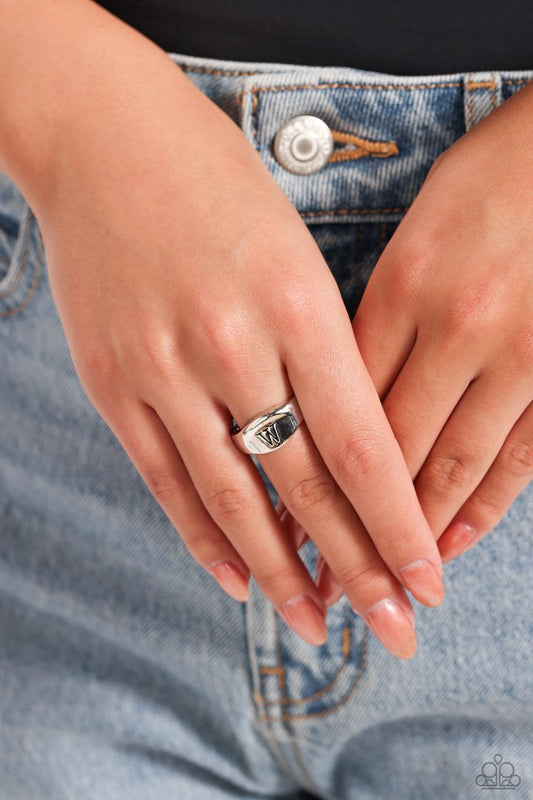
[1,49,532,800]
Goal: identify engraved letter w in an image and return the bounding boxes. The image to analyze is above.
[257,423,281,448]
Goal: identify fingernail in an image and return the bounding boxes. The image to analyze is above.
[278,594,328,646]
[207,560,250,602]
[361,598,417,659]
[397,558,445,606]
[316,558,344,606]
[440,520,478,563]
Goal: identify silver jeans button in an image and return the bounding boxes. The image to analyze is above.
[273,115,334,175]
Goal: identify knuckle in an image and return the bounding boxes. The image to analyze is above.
[256,564,300,596]
[286,469,340,515]
[387,241,430,299]
[271,279,317,333]
[439,303,480,343]
[76,345,118,393]
[146,471,184,503]
[135,328,181,382]
[334,559,385,595]
[196,306,247,361]
[438,284,504,345]
[331,434,389,488]
[500,438,533,476]
[204,486,252,524]
[468,489,503,520]
[421,452,476,496]
[183,528,220,561]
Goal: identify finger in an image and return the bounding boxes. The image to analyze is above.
[97,393,252,603]
[315,554,345,607]
[255,409,418,612]
[194,312,416,657]
[414,372,532,536]
[278,285,445,609]
[380,334,475,478]
[352,253,417,399]
[219,372,419,657]
[276,496,309,550]
[438,401,533,562]
[151,384,331,647]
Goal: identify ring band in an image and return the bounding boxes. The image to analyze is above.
[231,395,304,455]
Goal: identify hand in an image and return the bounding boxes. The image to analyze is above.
[313,80,533,603]
[10,2,446,659]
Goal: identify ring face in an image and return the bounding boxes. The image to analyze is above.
[231,397,304,455]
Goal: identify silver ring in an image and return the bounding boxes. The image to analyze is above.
[231,395,304,455]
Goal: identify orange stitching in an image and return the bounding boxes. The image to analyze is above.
[329,149,367,163]
[465,80,496,90]
[255,605,352,706]
[249,80,461,144]
[342,626,351,658]
[329,129,399,164]
[254,629,352,707]
[249,75,532,151]
[269,618,324,793]
[301,206,408,218]
[257,626,369,723]
[254,606,369,718]
[259,665,284,675]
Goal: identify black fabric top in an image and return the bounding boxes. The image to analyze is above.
[96,0,533,76]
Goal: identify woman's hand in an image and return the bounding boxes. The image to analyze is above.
[1,0,447,658]
[313,80,533,604]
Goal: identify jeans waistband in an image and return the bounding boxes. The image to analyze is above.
[166,50,533,224]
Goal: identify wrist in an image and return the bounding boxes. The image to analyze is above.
[0,0,181,220]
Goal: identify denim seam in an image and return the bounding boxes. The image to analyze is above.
[179,63,264,77]
[249,78,531,141]
[226,72,527,219]
[177,60,530,87]
[257,629,369,722]
[254,606,355,708]
[262,617,323,792]
[255,605,369,722]
[276,635,315,790]
[0,251,24,299]
[0,208,41,318]
[490,71,497,111]
[465,72,499,130]
[300,207,409,218]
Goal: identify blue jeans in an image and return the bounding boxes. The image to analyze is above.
[1,50,532,799]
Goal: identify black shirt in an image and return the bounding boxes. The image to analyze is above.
[96,0,533,75]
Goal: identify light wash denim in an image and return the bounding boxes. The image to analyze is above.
[1,49,532,800]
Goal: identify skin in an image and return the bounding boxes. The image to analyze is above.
[302,82,533,611]
[1,0,529,659]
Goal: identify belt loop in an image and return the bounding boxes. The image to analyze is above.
[463,71,503,132]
